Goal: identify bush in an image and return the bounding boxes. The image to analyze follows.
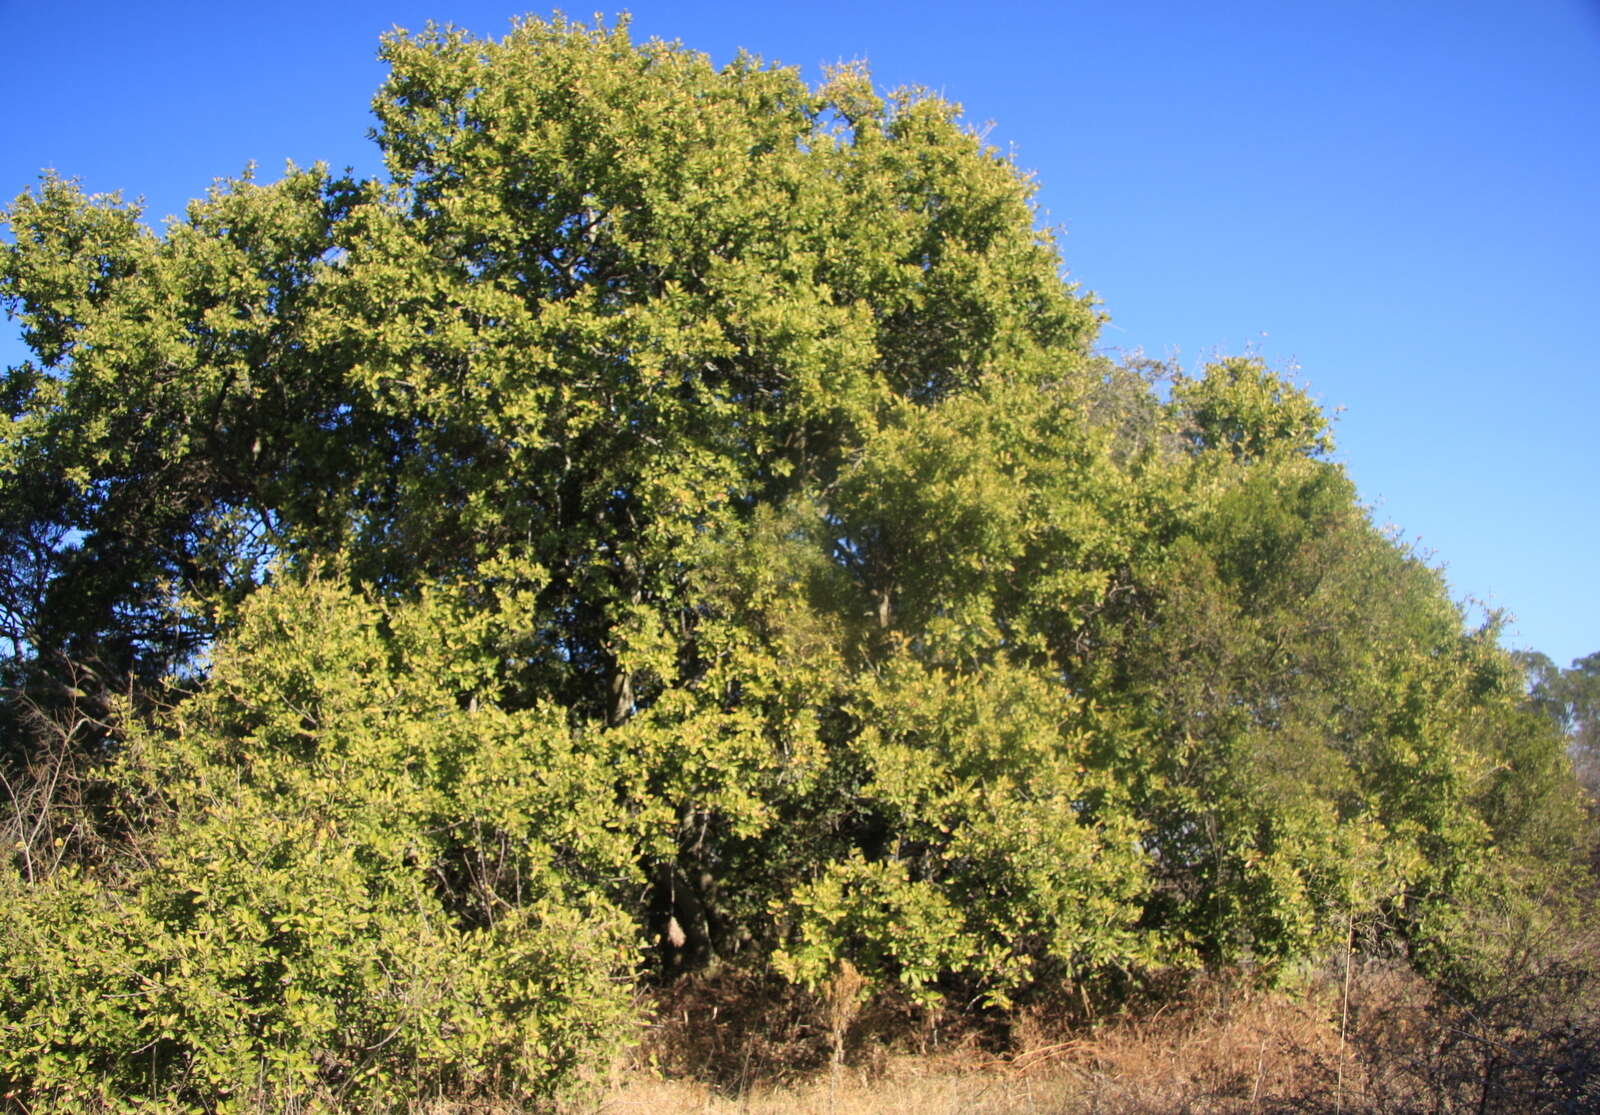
[0,576,638,1110]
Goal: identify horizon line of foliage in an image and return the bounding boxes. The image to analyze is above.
[0,13,1591,1110]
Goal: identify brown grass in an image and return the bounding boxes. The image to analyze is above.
[596,968,1343,1114]
[583,950,1600,1115]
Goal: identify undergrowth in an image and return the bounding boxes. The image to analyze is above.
[611,930,1600,1115]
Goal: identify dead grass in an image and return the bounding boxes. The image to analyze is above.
[593,1066,1089,1115]
[586,951,1600,1115]
[593,968,1339,1114]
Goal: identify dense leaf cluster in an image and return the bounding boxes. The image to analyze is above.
[0,15,1588,1109]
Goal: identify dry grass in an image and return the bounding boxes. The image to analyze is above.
[594,1067,1089,1115]
[592,969,1344,1114]
[582,952,1600,1115]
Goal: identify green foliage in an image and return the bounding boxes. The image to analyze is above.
[772,652,1150,1006]
[1171,356,1333,463]
[1520,649,1600,813]
[1,577,636,1109]
[0,13,1592,1109]
[1072,361,1587,974]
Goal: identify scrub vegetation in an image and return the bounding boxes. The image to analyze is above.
[1,14,1594,1112]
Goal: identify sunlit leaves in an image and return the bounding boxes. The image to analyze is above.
[1,15,1591,1108]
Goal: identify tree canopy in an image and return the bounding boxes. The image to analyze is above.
[0,15,1590,1110]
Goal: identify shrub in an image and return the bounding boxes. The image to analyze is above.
[0,576,638,1110]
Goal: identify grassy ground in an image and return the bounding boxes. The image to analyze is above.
[598,975,1339,1114]
[578,951,1600,1115]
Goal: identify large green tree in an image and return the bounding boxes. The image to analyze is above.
[0,14,1588,1108]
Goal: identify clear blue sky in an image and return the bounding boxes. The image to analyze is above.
[3,0,1596,665]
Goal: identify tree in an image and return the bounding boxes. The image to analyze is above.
[0,14,1590,1107]
[1521,649,1600,813]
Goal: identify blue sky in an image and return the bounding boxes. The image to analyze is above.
[3,0,1596,665]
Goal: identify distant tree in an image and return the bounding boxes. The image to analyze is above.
[1567,654,1600,803]
[1520,649,1600,811]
